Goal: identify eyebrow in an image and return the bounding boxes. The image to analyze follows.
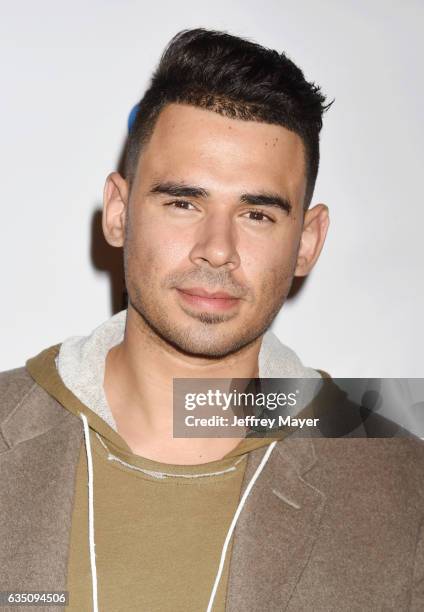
[148,180,292,214]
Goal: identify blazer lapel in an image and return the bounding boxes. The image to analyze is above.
[225,436,326,611]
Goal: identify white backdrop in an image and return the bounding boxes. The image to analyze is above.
[1,0,423,376]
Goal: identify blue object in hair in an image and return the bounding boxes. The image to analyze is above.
[128,104,140,133]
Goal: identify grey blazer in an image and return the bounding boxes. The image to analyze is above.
[1,367,424,611]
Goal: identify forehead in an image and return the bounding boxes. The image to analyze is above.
[135,103,307,206]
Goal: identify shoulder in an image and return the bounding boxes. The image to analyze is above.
[308,374,419,439]
[310,437,424,502]
[0,366,36,424]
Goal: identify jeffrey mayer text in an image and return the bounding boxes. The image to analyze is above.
[185,415,320,428]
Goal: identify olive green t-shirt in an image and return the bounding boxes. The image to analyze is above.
[65,430,276,611]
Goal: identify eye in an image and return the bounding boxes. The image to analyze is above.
[244,210,274,223]
[165,200,196,211]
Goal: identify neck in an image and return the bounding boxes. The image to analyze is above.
[104,304,262,464]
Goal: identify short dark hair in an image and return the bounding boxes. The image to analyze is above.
[125,28,332,209]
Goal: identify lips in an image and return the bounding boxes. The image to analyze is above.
[176,287,241,312]
[178,287,238,299]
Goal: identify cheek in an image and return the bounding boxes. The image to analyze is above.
[126,217,190,279]
[240,234,298,290]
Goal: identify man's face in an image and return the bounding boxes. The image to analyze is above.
[123,103,308,357]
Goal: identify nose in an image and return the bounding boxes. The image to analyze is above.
[188,212,240,271]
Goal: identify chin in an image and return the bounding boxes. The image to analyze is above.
[130,297,267,358]
[164,324,261,359]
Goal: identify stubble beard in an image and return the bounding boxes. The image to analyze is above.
[125,270,293,359]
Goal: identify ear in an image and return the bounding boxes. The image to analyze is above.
[294,203,330,277]
[102,172,129,247]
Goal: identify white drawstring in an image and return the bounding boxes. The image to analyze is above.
[205,440,278,612]
[80,413,99,612]
[79,412,276,612]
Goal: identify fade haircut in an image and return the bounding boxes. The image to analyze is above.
[125,28,332,209]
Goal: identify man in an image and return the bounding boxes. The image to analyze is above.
[1,28,423,612]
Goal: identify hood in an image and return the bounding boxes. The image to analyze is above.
[26,308,323,456]
[56,308,321,431]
